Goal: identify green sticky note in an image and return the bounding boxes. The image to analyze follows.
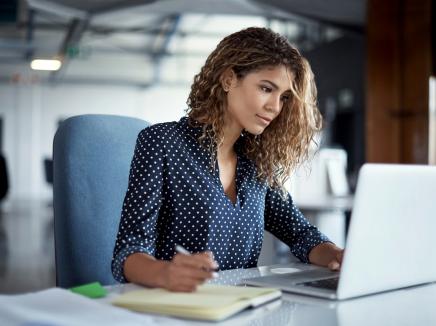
[70,281,107,298]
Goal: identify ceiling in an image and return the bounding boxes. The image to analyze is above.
[0,0,366,87]
[26,0,366,27]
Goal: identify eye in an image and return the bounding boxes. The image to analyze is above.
[280,94,290,103]
[260,85,272,93]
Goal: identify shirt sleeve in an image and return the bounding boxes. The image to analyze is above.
[264,187,330,263]
[111,127,165,283]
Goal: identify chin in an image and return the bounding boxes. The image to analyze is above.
[244,125,266,135]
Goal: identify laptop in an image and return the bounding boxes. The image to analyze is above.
[245,164,436,300]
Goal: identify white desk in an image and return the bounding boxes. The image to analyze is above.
[98,262,436,325]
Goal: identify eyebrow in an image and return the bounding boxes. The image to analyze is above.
[260,80,291,92]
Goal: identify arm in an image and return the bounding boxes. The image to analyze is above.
[112,128,217,290]
[264,187,343,269]
[111,128,165,283]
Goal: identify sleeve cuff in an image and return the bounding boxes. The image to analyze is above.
[292,232,331,264]
[111,246,155,283]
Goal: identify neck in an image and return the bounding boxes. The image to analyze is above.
[218,116,242,159]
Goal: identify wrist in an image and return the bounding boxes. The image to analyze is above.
[124,253,168,288]
[308,242,339,266]
[152,260,170,288]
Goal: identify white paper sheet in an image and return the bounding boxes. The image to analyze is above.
[0,288,158,326]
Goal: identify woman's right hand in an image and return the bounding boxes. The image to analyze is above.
[160,251,219,292]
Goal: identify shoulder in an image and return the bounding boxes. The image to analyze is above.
[137,121,180,144]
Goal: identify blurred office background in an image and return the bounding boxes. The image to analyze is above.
[0,0,434,293]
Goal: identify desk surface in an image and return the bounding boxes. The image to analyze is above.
[99,262,436,325]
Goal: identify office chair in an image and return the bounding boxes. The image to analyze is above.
[53,114,150,288]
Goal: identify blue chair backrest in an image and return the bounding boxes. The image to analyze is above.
[53,114,150,288]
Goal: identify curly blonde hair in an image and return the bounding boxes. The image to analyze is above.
[186,27,322,190]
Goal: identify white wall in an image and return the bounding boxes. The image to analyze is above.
[0,82,190,200]
[0,13,275,202]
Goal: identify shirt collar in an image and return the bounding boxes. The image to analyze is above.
[178,116,247,159]
[178,116,203,139]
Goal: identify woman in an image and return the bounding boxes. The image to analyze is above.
[112,27,343,292]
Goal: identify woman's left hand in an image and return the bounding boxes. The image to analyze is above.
[308,242,344,271]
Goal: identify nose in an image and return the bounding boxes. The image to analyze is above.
[266,95,282,114]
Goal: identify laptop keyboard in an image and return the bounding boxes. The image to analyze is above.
[297,277,339,290]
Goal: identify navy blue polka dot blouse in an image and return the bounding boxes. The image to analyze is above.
[112,117,329,283]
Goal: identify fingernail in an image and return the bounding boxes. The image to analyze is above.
[212,272,219,278]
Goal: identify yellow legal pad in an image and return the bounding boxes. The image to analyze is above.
[111,284,282,321]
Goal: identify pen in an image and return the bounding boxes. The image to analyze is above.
[175,244,219,274]
[175,244,191,255]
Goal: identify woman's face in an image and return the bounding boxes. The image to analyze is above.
[225,65,292,135]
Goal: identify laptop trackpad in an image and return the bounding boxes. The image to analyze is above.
[270,267,301,274]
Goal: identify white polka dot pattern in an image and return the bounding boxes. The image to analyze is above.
[111,117,329,283]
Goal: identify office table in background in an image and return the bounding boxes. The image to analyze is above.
[295,195,354,245]
[294,195,354,213]
[98,262,436,325]
[261,195,354,265]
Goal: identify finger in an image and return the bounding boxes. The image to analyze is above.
[196,251,219,270]
[190,269,219,282]
[187,269,218,283]
[181,266,218,282]
[166,269,203,291]
[171,259,218,286]
[175,253,218,271]
[185,250,218,267]
[328,260,340,271]
[174,262,218,282]
[172,270,215,291]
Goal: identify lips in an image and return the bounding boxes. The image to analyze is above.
[256,114,272,124]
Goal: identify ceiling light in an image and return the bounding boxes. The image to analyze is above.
[30,59,62,71]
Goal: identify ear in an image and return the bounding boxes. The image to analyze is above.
[220,68,237,92]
